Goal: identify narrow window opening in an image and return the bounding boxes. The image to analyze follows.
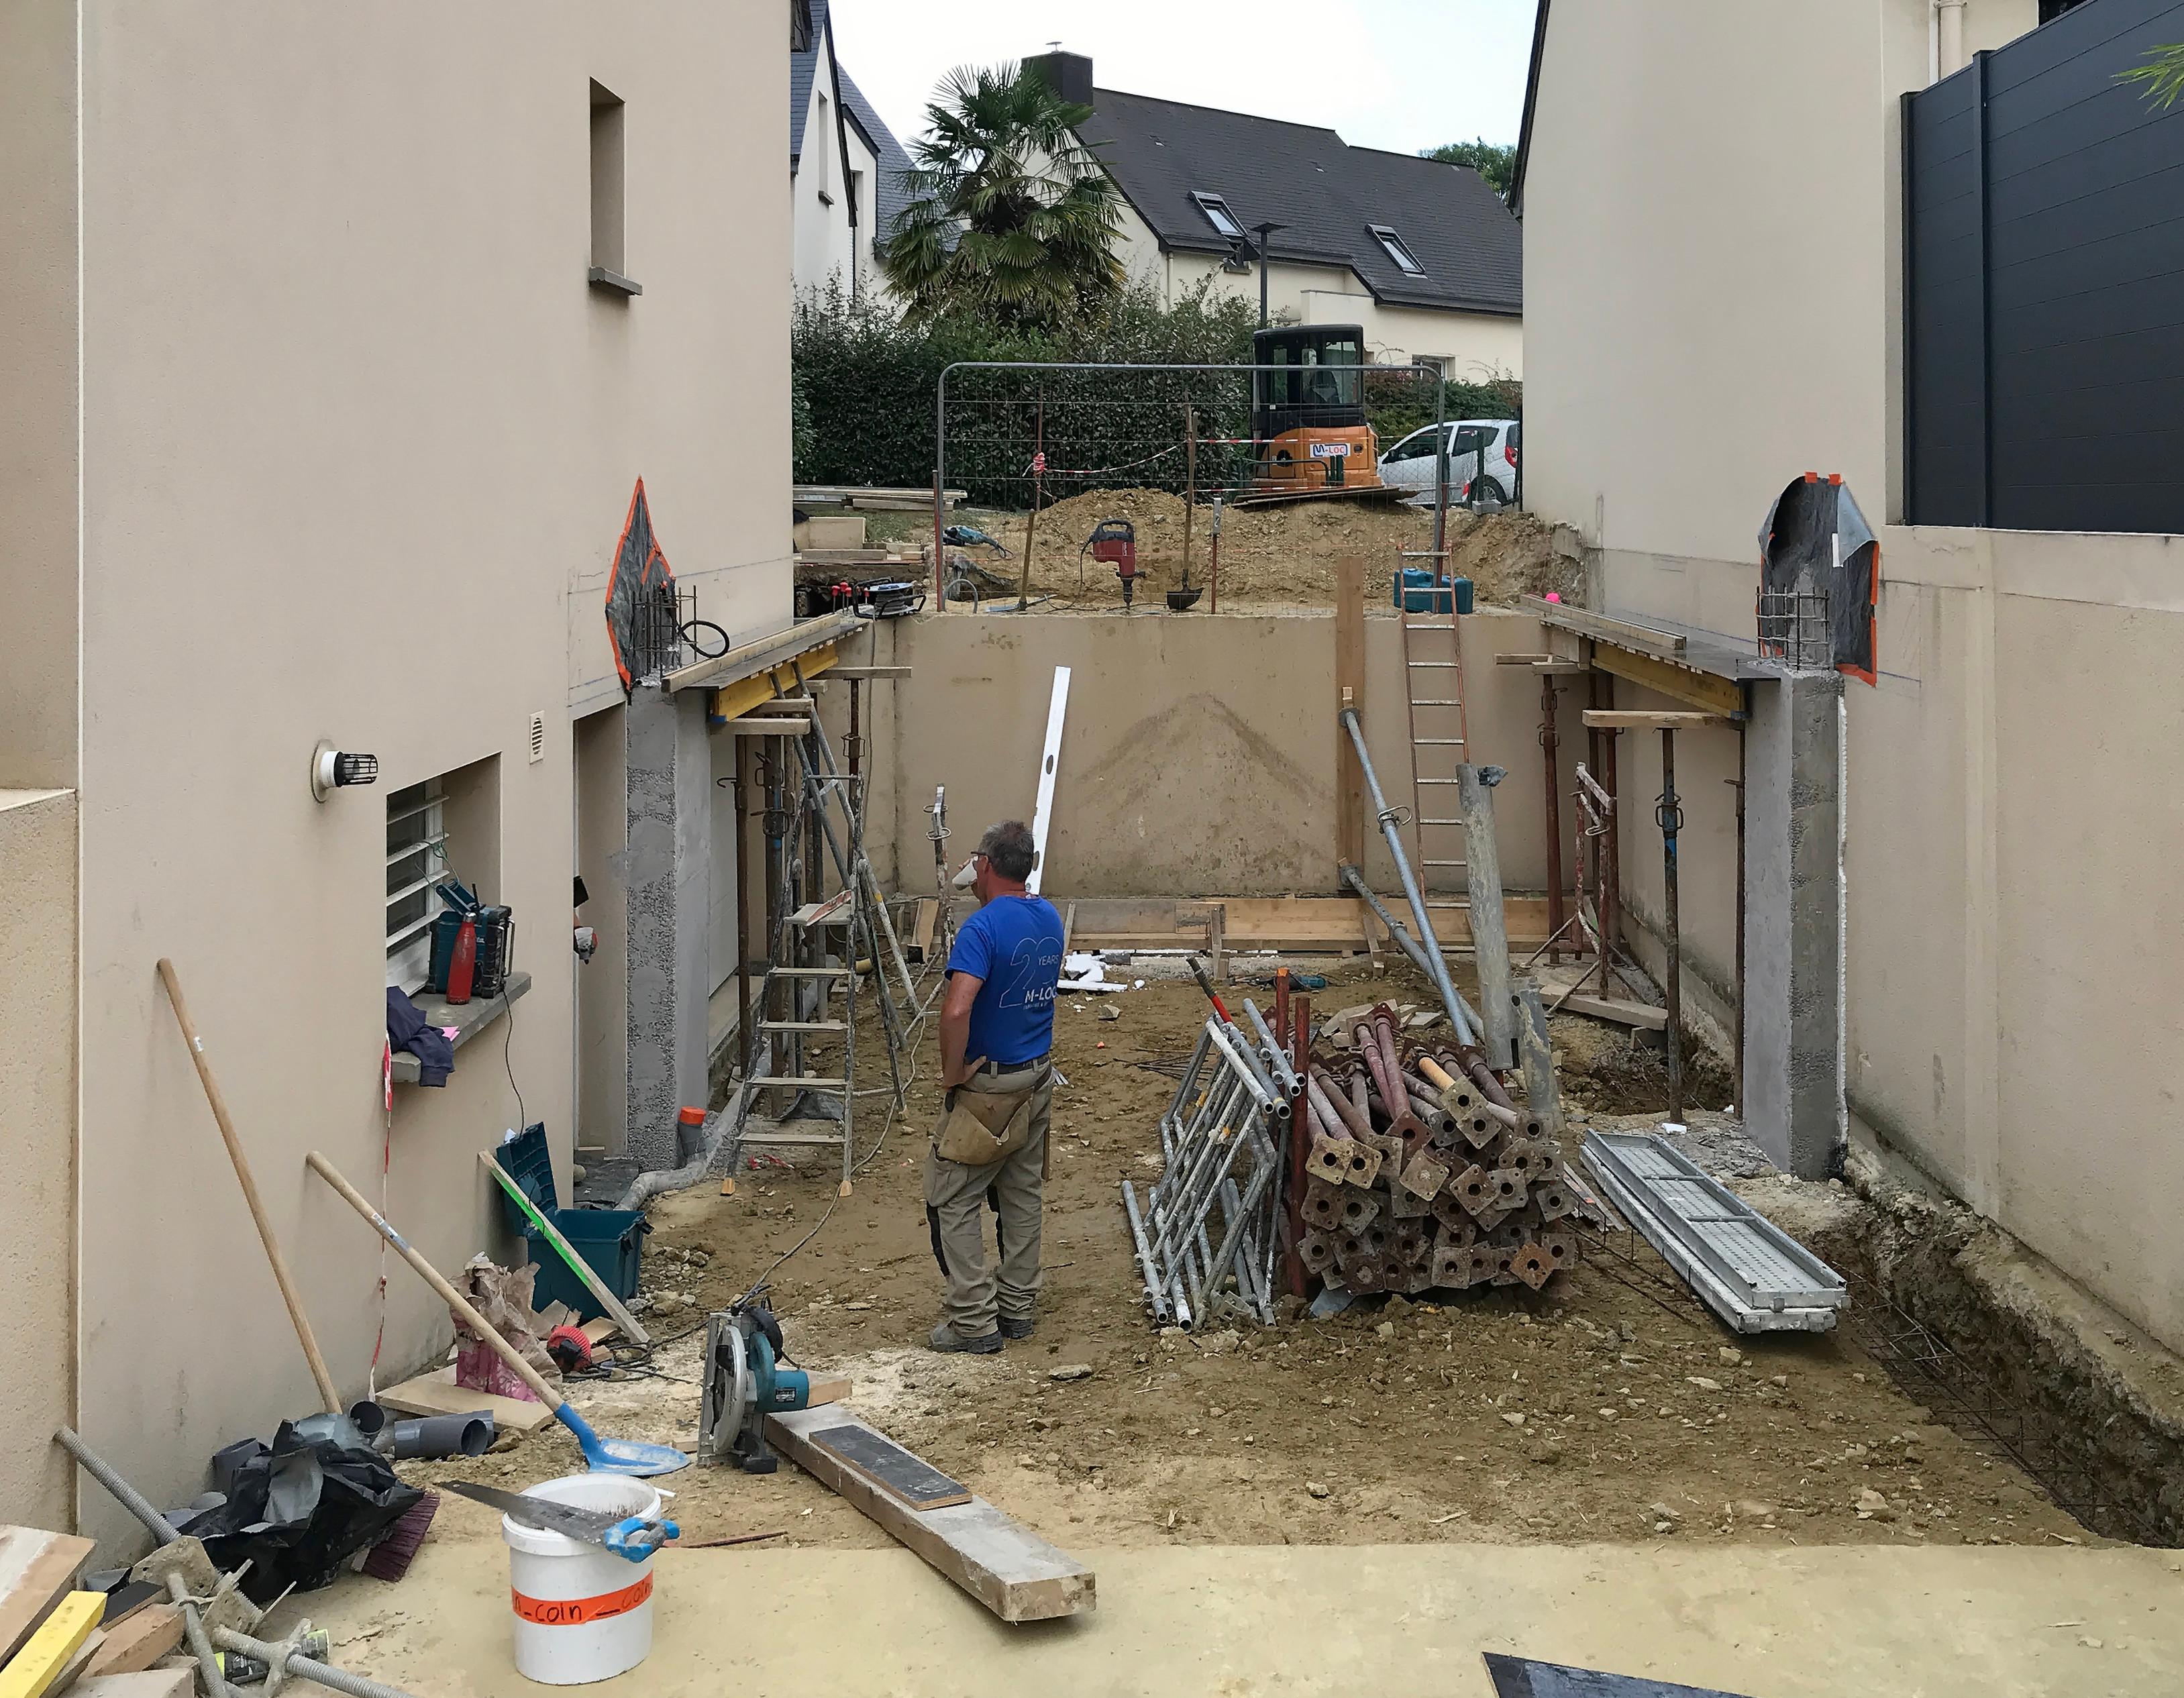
[589,80,637,293]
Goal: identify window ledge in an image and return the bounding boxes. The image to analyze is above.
[392,970,532,1085]
[818,189,834,207]
[588,267,642,297]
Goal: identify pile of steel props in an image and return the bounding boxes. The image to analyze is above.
[1121,1005,1294,1328]
[1300,1004,1580,1294]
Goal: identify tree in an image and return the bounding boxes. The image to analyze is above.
[1424,138,1518,201]
[882,62,1126,330]
[2120,42,2184,107]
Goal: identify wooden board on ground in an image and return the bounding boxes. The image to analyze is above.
[1059,894,1552,952]
[89,1589,158,1633]
[0,1530,96,1668]
[801,1426,972,1511]
[375,1368,556,1433]
[79,1607,180,1681]
[766,1407,1094,1623]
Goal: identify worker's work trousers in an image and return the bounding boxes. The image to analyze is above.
[925,1061,1051,1338]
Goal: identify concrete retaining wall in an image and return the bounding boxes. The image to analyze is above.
[822,608,1587,903]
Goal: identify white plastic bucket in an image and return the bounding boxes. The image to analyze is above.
[501,1473,664,1685]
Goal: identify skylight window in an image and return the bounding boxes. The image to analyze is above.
[1192,192,1244,240]
[1369,224,1426,276]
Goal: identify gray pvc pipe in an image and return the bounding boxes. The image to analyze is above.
[390,1412,494,1460]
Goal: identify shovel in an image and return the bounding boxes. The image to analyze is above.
[306,1152,689,1477]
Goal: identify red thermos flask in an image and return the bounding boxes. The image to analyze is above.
[447,916,477,1004]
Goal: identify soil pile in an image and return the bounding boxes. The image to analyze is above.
[927,490,1576,613]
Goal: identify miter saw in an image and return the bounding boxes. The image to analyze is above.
[696,1304,817,1473]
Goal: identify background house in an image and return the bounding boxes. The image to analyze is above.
[1036,50,1523,378]
[1516,0,2184,1354]
[0,0,795,1540]
[792,0,919,299]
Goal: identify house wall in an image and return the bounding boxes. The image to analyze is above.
[1518,1,2184,1330]
[1522,0,2035,557]
[823,608,1583,905]
[0,791,78,1532]
[0,0,79,791]
[792,50,858,297]
[1115,203,1523,380]
[65,0,789,1548]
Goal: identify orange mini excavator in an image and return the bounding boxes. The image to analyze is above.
[1244,323,1394,505]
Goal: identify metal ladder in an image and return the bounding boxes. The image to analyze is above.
[725,668,911,1195]
[1398,551,1473,900]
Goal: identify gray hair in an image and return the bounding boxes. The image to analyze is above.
[978,819,1036,882]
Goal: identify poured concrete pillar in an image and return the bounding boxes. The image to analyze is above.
[1743,670,1843,1177]
[624,683,711,1169]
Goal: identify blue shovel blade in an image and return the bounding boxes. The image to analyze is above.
[555,1405,691,1477]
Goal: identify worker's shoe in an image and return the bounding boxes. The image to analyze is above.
[929,1322,1002,1355]
[998,1314,1036,1340]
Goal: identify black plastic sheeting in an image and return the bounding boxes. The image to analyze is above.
[1484,1652,1754,1698]
[179,1422,422,1603]
[603,477,674,694]
[1757,473,1878,684]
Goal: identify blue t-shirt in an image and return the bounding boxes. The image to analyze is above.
[947,894,1065,1067]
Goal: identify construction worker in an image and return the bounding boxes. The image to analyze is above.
[925,820,1064,1353]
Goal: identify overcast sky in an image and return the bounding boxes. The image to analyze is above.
[824,0,1535,160]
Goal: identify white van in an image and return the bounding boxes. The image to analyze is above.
[1377,418,1521,506]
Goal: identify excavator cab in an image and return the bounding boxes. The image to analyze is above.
[1249,325,1384,501]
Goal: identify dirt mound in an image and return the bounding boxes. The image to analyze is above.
[940,488,1575,613]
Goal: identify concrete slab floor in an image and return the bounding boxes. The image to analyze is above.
[301,1541,2184,1696]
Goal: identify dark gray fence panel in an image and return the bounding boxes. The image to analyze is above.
[1906,0,2184,531]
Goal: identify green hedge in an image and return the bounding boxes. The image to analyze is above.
[793,279,1520,507]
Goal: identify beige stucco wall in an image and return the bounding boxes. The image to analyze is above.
[1115,203,1522,380]
[821,608,1581,904]
[1522,0,2035,557]
[0,2,79,790]
[57,1,790,1546]
[0,792,79,1532]
[792,48,861,300]
[1583,523,2184,1351]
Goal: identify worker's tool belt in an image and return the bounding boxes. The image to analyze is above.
[935,1063,1047,1165]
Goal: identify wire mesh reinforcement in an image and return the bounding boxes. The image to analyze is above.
[1569,1208,2162,1546]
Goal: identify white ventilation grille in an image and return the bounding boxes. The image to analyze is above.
[528,712,546,764]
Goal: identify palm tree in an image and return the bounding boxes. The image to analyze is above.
[882,62,1125,330]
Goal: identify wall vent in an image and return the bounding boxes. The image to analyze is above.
[529,712,546,763]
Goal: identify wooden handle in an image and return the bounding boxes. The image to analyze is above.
[307,1151,564,1414]
[1416,1053,1458,1092]
[157,959,341,1414]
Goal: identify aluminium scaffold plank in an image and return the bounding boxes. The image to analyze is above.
[1581,1131,1847,1334]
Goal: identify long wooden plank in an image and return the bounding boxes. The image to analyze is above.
[0,1531,95,1668]
[1554,991,1669,1030]
[662,611,860,694]
[1589,643,1747,719]
[767,1407,1094,1624]
[70,1673,191,1698]
[1584,710,1728,731]
[1335,556,1366,871]
[374,1367,556,1433]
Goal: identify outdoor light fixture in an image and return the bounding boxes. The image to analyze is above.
[310,741,380,802]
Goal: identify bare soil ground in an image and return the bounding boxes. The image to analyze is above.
[395,959,2098,1560]
[870,491,1579,613]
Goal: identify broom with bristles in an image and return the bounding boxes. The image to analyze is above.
[361,1488,439,1581]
